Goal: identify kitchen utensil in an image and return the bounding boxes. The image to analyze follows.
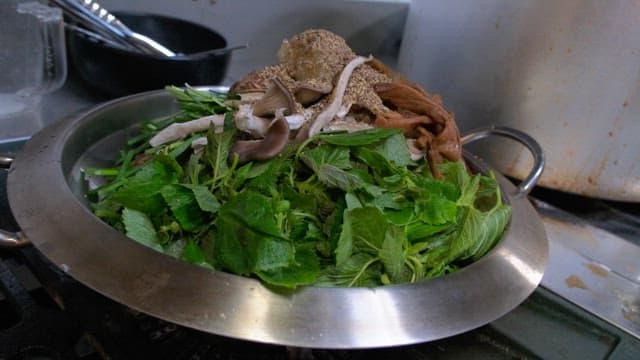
[398,0,640,202]
[66,22,246,58]
[0,1,67,140]
[1,88,547,349]
[64,23,129,51]
[67,12,232,98]
[50,0,176,57]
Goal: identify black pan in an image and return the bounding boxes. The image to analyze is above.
[67,12,232,98]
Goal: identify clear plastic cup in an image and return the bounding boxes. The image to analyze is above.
[0,1,67,140]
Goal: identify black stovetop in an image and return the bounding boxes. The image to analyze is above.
[1,139,639,360]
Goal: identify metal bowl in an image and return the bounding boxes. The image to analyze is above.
[7,89,548,349]
[67,12,231,98]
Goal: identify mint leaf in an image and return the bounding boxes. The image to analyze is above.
[282,184,317,215]
[219,191,282,237]
[317,253,382,287]
[345,192,362,210]
[300,145,351,171]
[354,147,398,175]
[206,127,235,185]
[214,190,294,275]
[407,222,452,242]
[372,132,413,167]
[215,212,294,274]
[458,175,481,207]
[450,206,483,259]
[213,214,251,274]
[110,156,180,215]
[317,165,366,192]
[246,156,291,196]
[415,178,459,202]
[185,152,204,185]
[299,145,369,194]
[379,225,406,281]
[122,207,163,251]
[184,184,221,213]
[384,207,415,226]
[414,196,458,225]
[257,246,320,288]
[300,145,365,192]
[440,161,469,189]
[369,192,403,210]
[336,206,389,266]
[335,209,354,267]
[160,184,206,231]
[182,238,208,265]
[471,205,512,260]
[249,235,295,271]
[316,128,400,146]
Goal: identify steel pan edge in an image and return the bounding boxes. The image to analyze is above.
[7,89,548,349]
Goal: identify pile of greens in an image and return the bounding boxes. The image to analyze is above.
[87,86,511,288]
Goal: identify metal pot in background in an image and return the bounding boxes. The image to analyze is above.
[398,0,640,202]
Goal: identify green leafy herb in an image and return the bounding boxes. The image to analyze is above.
[316,128,400,146]
[121,207,163,251]
[88,86,511,289]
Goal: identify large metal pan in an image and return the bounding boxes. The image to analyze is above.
[2,89,547,349]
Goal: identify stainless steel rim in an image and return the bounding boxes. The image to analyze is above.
[7,90,548,349]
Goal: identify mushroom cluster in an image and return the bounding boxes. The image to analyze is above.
[151,29,462,178]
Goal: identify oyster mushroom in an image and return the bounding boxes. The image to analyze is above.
[293,80,332,106]
[149,114,226,147]
[252,78,297,117]
[234,104,272,137]
[230,114,290,164]
[307,55,372,138]
[235,78,304,137]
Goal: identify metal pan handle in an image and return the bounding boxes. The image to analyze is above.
[461,126,545,199]
[0,155,31,248]
[0,230,29,248]
[0,156,13,168]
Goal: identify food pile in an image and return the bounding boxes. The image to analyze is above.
[88,29,511,288]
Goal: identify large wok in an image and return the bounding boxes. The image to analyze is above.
[1,89,547,349]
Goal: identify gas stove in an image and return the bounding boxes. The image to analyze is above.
[1,137,638,360]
